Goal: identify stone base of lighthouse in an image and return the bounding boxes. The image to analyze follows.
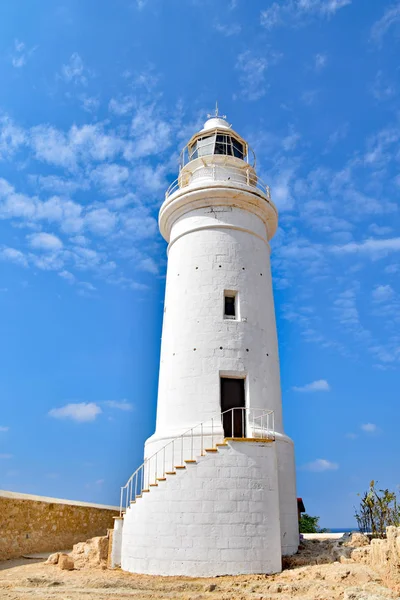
[120,440,284,577]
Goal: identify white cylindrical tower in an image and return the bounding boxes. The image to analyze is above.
[144,114,299,556]
[120,113,299,577]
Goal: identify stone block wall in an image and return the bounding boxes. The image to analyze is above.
[0,490,119,560]
[121,439,282,577]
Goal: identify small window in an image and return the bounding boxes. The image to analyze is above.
[224,293,236,318]
[232,138,244,159]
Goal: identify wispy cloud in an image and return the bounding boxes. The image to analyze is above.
[48,402,102,422]
[0,247,28,267]
[0,453,13,459]
[60,52,90,85]
[235,51,277,101]
[315,53,327,71]
[213,21,241,36]
[28,232,63,252]
[292,379,331,392]
[371,2,400,44]
[10,39,37,68]
[361,423,378,433]
[372,284,394,303]
[332,238,400,257]
[104,400,134,411]
[301,458,339,472]
[261,0,351,29]
[0,426,9,432]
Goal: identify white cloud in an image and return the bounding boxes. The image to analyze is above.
[213,22,241,36]
[235,51,271,101]
[138,257,159,275]
[0,247,28,267]
[85,208,117,235]
[48,402,102,422]
[292,379,331,392]
[302,458,339,472]
[129,104,172,158]
[60,52,88,85]
[0,426,9,432]
[10,39,37,68]
[108,96,135,116]
[369,224,393,236]
[282,127,301,151]
[0,116,26,159]
[28,232,63,251]
[104,400,134,411]
[372,284,394,303]
[90,164,129,192]
[371,2,400,43]
[361,423,378,433]
[332,238,400,257]
[0,453,13,459]
[315,53,327,71]
[261,0,351,29]
[59,270,76,284]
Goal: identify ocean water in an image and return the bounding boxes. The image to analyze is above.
[327,528,357,533]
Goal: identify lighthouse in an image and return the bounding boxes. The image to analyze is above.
[115,109,299,577]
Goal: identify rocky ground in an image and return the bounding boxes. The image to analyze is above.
[0,535,398,600]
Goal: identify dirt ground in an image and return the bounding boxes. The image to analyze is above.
[0,539,398,600]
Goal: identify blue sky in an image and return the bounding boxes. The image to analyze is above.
[0,0,399,527]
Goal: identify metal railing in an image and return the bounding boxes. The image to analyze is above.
[119,407,274,516]
[165,164,271,201]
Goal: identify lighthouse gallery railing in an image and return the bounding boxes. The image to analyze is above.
[165,164,271,201]
[119,407,275,516]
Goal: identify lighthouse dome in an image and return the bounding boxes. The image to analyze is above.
[201,116,231,131]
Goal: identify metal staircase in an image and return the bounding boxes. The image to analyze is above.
[119,407,274,516]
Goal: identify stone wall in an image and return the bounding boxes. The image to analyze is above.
[121,440,282,577]
[0,490,119,561]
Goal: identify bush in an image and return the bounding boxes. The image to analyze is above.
[299,513,327,533]
[355,480,400,538]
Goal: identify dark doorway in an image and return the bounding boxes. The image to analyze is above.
[220,377,246,438]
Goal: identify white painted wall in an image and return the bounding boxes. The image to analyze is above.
[121,440,282,577]
[146,202,283,458]
[110,517,123,568]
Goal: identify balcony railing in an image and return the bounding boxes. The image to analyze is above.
[165,164,271,201]
[119,407,275,515]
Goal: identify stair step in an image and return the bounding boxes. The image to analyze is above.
[135,495,142,499]
[165,471,176,475]
[142,489,150,493]
[149,483,158,487]
[184,459,197,464]
[156,477,167,481]
[175,466,186,470]
[205,448,218,452]
[216,443,228,447]
[130,500,136,504]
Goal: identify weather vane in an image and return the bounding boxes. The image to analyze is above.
[207,101,226,120]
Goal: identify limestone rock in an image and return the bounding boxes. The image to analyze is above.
[58,553,74,571]
[69,535,109,568]
[351,547,371,564]
[345,533,370,548]
[344,588,393,600]
[45,553,59,565]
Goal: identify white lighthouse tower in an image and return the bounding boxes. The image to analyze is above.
[115,109,299,576]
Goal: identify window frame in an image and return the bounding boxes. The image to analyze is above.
[224,290,239,321]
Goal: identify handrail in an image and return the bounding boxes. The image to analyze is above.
[165,164,271,201]
[119,407,274,516]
